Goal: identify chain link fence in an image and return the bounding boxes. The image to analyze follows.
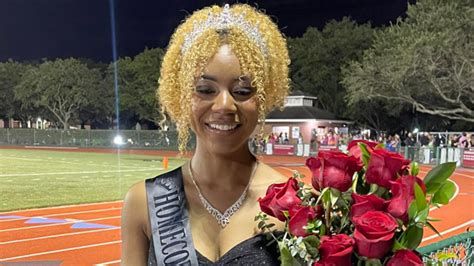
[0,128,196,150]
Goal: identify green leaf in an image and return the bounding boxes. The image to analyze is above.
[408,201,418,221]
[431,180,456,205]
[375,143,385,149]
[319,224,326,236]
[358,142,371,167]
[330,189,340,207]
[410,162,419,176]
[369,183,379,194]
[414,207,429,224]
[316,187,330,205]
[423,162,456,194]
[427,217,441,222]
[352,171,359,192]
[426,221,442,237]
[414,183,427,210]
[279,243,296,266]
[303,235,320,257]
[403,225,423,249]
[392,238,405,252]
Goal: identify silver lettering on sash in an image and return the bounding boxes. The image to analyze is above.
[146,168,198,265]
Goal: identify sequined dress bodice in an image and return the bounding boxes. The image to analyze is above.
[148,234,279,265]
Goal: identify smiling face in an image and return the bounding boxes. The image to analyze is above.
[190,45,258,156]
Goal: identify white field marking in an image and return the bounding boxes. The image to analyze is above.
[95,260,121,265]
[0,227,118,245]
[0,215,121,233]
[0,240,122,261]
[0,207,122,223]
[0,167,163,177]
[31,178,41,181]
[0,200,122,215]
[422,219,474,242]
[0,155,151,170]
[0,156,42,161]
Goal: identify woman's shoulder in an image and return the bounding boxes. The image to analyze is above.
[253,161,288,188]
[123,180,147,213]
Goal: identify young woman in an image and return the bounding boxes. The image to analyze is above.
[121,4,290,265]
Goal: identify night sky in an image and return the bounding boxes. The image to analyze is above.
[0,0,415,62]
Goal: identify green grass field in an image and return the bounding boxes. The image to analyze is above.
[0,149,187,212]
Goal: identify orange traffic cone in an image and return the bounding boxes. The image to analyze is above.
[163,156,169,170]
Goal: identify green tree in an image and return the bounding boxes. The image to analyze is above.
[77,60,114,129]
[110,47,164,128]
[289,18,375,118]
[0,60,33,127]
[343,0,473,123]
[15,58,102,129]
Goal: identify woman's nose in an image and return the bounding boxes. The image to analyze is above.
[212,90,237,113]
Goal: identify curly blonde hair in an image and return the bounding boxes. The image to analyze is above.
[158,4,290,152]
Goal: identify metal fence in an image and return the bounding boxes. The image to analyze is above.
[0,128,196,150]
[1,128,471,168]
[253,143,471,167]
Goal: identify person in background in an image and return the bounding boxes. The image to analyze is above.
[458,132,468,149]
[404,132,416,161]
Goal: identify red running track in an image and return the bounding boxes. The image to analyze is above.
[0,155,472,265]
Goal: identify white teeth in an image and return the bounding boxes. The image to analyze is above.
[208,124,238,131]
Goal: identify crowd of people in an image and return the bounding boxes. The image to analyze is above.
[250,130,474,155]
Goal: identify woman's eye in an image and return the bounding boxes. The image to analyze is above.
[195,86,216,95]
[232,87,253,96]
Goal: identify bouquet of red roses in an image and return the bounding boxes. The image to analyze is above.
[256,140,456,265]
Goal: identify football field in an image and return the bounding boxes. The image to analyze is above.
[0,148,186,211]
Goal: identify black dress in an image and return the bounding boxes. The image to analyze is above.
[148,234,280,265]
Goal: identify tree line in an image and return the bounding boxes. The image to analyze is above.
[0,0,472,132]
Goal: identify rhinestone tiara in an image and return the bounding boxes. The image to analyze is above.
[181,4,269,58]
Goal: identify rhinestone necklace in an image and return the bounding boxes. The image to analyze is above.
[188,160,258,228]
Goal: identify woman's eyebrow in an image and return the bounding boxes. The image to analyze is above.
[199,74,218,82]
[235,75,251,82]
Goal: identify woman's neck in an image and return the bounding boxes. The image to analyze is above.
[190,145,257,190]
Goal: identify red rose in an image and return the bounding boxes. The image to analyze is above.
[348,140,378,163]
[350,193,388,222]
[387,175,426,224]
[306,151,362,192]
[313,234,355,266]
[365,149,410,189]
[258,178,301,221]
[387,249,423,266]
[288,205,323,237]
[353,211,398,259]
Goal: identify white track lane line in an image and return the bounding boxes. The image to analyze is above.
[0,227,119,245]
[0,200,123,215]
[0,216,121,233]
[0,240,122,261]
[422,219,474,242]
[0,167,163,177]
[0,207,122,223]
[95,259,121,265]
